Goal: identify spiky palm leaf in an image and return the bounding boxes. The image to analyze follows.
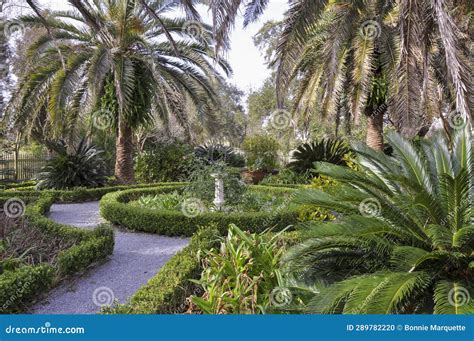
[288,138,351,174]
[284,126,473,314]
[36,139,108,190]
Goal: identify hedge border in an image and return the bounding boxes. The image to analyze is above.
[100,185,300,237]
[0,182,184,203]
[0,192,115,313]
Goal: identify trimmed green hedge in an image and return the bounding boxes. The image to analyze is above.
[0,181,36,190]
[100,185,300,236]
[105,226,220,314]
[0,182,183,203]
[0,265,54,313]
[0,191,115,313]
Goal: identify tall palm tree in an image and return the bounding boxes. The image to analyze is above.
[202,0,473,149]
[273,2,397,150]
[8,0,230,184]
[284,125,473,314]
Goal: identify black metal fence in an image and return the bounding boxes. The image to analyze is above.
[0,151,48,182]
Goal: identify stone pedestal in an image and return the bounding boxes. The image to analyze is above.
[211,173,225,210]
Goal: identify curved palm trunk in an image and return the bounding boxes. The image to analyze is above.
[366,110,384,151]
[115,119,135,184]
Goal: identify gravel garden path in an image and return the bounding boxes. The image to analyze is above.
[30,201,189,314]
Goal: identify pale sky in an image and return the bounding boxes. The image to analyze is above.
[222,1,288,92]
[29,0,289,93]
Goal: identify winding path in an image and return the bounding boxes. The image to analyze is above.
[30,202,189,314]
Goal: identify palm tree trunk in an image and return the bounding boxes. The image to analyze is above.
[366,111,384,151]
[115,118,135,184]
[0,31,8,118]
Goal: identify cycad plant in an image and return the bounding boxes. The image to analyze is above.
[284,126,473,314]
[8,0,229,184]
[36,139,108,190]
[288,138,350,174]
[194,143,244,167]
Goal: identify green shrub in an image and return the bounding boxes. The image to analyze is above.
[105,226,220,314]
[242,135,279,172]
[36,140,108,190]
[191,224,288,314]
[135,141,196,183]
[100,185,300,236]
[288,138,351,174]
[0,264,54,313]
[260,168,312,185]
[194,144,245,167]
[185,161,246,204]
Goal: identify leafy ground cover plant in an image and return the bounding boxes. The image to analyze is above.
[133,189,288,214]
[190,224,293,314]
[283,127,473,314]
[137,191,183,211]
[260,168,312,185]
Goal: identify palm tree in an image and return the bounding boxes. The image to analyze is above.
[202,0,473,150]
[274,0,472,150]
[8,0,230,184]
[283,125,473,314]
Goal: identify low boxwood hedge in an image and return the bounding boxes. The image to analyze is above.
[0,265,54,313]
[0,191,115,313]
[100,185,300,236]
[105,226,220,314]
[0,182,183,203]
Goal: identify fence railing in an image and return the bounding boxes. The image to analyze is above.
[0,151,48,182]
